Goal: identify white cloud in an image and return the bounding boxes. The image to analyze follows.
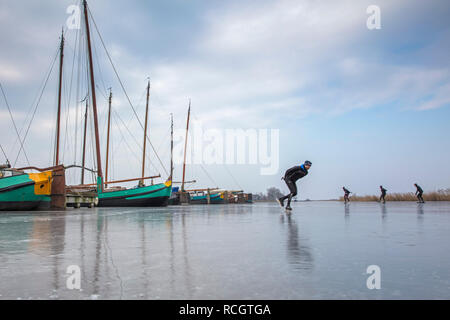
[417,83,450,110]
[0,63,24,82]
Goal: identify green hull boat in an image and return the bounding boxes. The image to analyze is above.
[0,171,52,211]
[97,178,172,207]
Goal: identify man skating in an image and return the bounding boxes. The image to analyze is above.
[343,187,351,203]
[277,161,312,211]
[415,183,425,203]
[380,185,387,203]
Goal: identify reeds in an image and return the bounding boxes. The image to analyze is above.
[339,189,450,201]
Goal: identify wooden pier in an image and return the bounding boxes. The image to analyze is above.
[65,186,97,209]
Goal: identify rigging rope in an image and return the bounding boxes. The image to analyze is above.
[0,82,30,166]
[87,7,168,177]
[111,113,149,175]
[62,27,78,167]
[224,165,242,190]
[189,110,242,190]
[0,144,9,164]
[112,109,160,175]
[12,45,60,167]
[190,111,223,188]
[9,42,60,162]
[199,164,219,188]
[112,87,146,159]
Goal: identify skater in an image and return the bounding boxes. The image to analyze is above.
[379,185,387,203]
[415,183,425,203]
[343,187,351,203]
[277,160,312,211]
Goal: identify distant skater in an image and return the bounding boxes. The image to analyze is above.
[415,183,425,203]
[343,187,351,203]
[277,161,312,211]
[379,185,387,203]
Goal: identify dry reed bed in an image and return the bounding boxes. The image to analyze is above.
[339,190,450,201]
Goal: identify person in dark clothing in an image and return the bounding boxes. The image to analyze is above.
[277,161,312,211]
[343,187,351,203]
[414,183,425,203]
[380,185,387,203]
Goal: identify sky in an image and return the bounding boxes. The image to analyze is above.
[0,0,449,200]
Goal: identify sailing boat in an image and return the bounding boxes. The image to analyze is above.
[169,101,223,205]
[97,83,172,207]
[79,0,171,207]
[189,188,225,204]
[169,102,192,205]
[0,31,67,211]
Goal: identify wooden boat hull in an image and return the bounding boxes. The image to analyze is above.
[0,173,52,211]
[168,190,192,205]
[190,193,224,205]
[97,181,172,207]
[168,191,181,206]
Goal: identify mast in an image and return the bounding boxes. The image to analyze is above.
[181,100,191,192]
[81,99,88,185]
[54,29,64,166]
[83,0,103,191]
[170,113,173,181]
[105,88,112,186]
[140,80,150,187]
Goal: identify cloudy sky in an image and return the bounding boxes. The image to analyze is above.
[1,0,449,199]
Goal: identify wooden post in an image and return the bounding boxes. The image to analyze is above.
[179,191,190,205]
[223,191,229,204]
[207,188,211,205]
[51,165,66,209]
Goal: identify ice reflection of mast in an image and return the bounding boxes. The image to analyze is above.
[182,213,192,297]
[80,213,86,287]
[103,213,111,295]
[93,213,104,294]
[167,216,175,295]
[51,215,66,291]
[140,217,149,299]
[282,215,313,271]
[30,215,66,292]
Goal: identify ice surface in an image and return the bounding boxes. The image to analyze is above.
[0,201,449,299]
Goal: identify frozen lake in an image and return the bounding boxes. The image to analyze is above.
[0,201,449,300]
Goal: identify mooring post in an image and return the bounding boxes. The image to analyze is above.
[179,191,190,205]
[51,165,66,210]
